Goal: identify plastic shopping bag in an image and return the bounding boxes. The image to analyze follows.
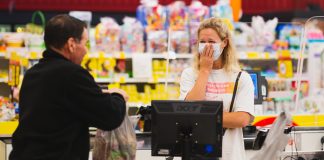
[93,116,137,160]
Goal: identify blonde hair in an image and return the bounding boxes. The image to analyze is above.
[193,18,240,73]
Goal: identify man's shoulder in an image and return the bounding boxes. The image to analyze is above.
[26,58,87,78]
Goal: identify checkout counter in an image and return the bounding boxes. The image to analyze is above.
[1,125,324,160]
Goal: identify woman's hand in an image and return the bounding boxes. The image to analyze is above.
[199,43,214,74]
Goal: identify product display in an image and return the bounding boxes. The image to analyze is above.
[0,97,16,122]
[188,1,209,52]
[210,0,234,22]
[95,17,121,53]
[146,30,167,53]
[278,24,302,51]
[120,17,144,53]
[168,1,190,53]
[236,16,278,51]
[1,2,324,160]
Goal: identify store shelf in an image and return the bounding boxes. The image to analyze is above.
[268,91,293,98]
[238,53,308,60]
[0,49,309,61]
[95,77,177,83]
[266,76,309,81]
[0,78,7,83]
[87,52,194,59]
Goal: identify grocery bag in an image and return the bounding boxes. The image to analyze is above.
[93,116,137,160]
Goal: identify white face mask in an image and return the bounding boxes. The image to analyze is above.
[198,43,223,60]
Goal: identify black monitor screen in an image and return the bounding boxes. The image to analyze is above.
[151,100,223,159]
[247,71,263,104]
[249,73,259,99]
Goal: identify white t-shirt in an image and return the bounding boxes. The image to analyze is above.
[179,67,255,160]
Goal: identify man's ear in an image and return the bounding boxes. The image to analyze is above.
[67,37,75,53]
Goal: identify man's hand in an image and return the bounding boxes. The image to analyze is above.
[102,88,129,102]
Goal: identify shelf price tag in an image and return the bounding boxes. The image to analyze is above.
[119,51,126,59]
[119,76,126,83]
[246,52,259,59]
[264,52,270,59]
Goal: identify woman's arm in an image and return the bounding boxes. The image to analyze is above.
[223,111,253,128]
[185,70,210,100]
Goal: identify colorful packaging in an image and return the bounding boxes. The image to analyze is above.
[95,17,121,53]
[238,16,278,51]
[322,50,324,88]
[121,17,144,53]
[81,56,98,78]
[277,50,293,78]
[136,0,167,31]
[279,25,302,50]
[168,1,189,31]
[170,31,189,53]
[168,1,189,53]
[147,30,167,53]
[97,57,116,78]
[188,1,209,52]
[0,97,15,122]
[210,0,233,22]
[137,0,167,53]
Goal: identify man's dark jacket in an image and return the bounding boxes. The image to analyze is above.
[9,49,126,160]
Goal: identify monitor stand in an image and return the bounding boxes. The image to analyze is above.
[164,132,192,160]
[181,133,192,160]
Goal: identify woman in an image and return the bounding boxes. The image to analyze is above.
[179,18,254,160]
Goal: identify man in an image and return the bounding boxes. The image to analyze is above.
[10,14,128,160]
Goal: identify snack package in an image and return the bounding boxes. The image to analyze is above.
[93,116,137,160]
[147,30,167,53]
[210,0,233,21]
[137,0,167,53]
[239,16,278,50]
[279,25,302,51]
[188,1,209,52]
[97,57,116,78]
[0,97,15,122]
[81,56,98,78]
[168,1,189,31]
[169,59,191,79]
[168,1,189,53]
[121,17,144,53]
[170,31,189,53]
[136,0,167,31]
[95,17,121,53]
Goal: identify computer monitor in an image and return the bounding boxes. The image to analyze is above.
[151,100,223,160]
[246,71,263,104]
